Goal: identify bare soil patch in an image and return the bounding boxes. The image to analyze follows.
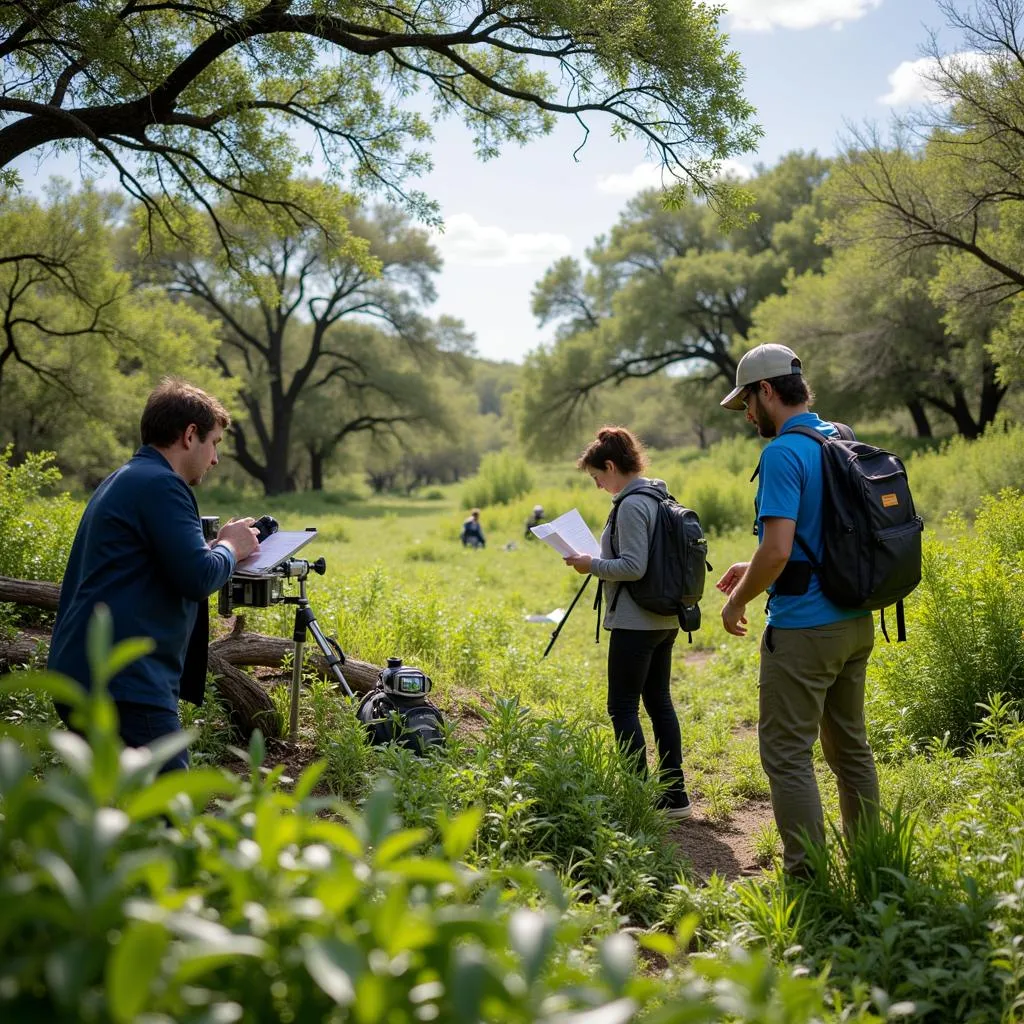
[669,798,775,881]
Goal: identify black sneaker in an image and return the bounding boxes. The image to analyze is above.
[658,790,693,821]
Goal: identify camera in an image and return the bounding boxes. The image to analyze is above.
[379,657,432,698]
[253,514,278,543]
[200,513,278,544]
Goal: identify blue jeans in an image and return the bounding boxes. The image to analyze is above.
[57,700,189,774]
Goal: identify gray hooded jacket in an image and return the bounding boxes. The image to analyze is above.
[590,477,680,631]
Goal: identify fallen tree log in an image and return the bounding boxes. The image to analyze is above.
[209,624,381,692]
[0,575,59,611]
[0,576,382,739]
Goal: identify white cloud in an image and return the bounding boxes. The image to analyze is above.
[879,52,989,106]
[433,213,571,267]
[596,162,664,196]
[596,159,754,197]
[725,0,881,32]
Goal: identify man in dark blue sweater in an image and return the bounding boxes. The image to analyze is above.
[49,378,260,772]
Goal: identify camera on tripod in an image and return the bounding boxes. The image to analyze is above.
[200,512,444,751]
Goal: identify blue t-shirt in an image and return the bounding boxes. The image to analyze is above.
[756,413,870,629]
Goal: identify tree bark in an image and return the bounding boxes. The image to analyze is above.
[0,576,382,739]
[906,398,933,438]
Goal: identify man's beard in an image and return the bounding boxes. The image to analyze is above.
[753,396,776,438]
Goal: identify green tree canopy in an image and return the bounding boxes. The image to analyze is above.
[0,0,761,229]
[0,181,224,482]
[519,151,830,454]
[149,181,460,495]
[829,0,1024,391]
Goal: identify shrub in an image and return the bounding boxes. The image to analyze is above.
[687,477,751,535]
[461,451,534,508]
[870,492,1024,748]
[0,446,80,582]
[907,423,1024,524]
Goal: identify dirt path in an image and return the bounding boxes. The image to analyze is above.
[668,798,776,881]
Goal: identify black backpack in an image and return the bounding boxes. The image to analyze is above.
[607,485,711,638]
[760,424,924,641]
[356,690,446,754]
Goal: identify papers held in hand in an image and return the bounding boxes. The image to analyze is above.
[529,508,601,558]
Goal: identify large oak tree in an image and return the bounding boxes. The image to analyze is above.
[519,151,829,454]
[0,0,761,229]
[150,182,458,494]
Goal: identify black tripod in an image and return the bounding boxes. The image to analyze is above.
[279,557,354,740]
[543,573,595,657]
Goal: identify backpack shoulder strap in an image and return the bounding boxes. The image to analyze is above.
[832,421,856,441]
[784,424,828,445]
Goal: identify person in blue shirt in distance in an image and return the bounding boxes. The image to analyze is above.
[715,344,878,878]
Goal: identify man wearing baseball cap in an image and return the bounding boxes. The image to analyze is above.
[715,344,878,878]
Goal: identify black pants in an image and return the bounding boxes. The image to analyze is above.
[606,628,685,793]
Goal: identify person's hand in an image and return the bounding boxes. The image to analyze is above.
[722,597,748,637]
[564,553,593,575]
[216,517,260,561]
[716,562,749,596]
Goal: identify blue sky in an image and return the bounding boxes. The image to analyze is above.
[419,0,953,363]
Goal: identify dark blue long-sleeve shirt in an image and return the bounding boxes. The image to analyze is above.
[48,446,236,710]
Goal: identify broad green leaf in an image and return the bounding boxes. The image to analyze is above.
[124,768,236,821]
[293,758,327,801]
[248,728,265,769]
[304,938,361,1006]
[0,738,30,791]
[48,729,93,777]
[509,909,555,987]
[307,820,364,857]
[383,858,459,885]
[440,806,483,860]
[170,938,268,984]
[0,670,86,708]
[107,921,169,1023]
[599,933,635,995]
[138,729,197,776]
[560,998,640,1024]
[374,827,430,867]
[102,637,157,685]
[636,932,678,957]
[85,604,115,692]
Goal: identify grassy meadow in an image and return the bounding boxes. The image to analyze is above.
[3,426,1024,1020]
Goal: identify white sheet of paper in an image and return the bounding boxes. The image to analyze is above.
[530,508,601,558]
[233,530,317,575]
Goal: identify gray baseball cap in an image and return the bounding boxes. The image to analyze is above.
[720,344,803,410]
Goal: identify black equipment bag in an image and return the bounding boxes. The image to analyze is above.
[356,689,445,754]
[771,424,924,641]
[607,485,711,637]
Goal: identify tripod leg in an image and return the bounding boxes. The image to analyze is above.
[307,614,355,698]
[289,637,305,742]
[289,603,320,742]
[543,574,592,658]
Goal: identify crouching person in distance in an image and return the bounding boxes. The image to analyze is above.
[564,426,692,820]
[48,378,260,773]
[716,344,879,877]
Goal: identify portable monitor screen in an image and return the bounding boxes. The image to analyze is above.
[394,671,427,695]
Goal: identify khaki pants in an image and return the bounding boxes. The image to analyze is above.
[758,616,879,874]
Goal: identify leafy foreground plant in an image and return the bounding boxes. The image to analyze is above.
[0,609,848,1023]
